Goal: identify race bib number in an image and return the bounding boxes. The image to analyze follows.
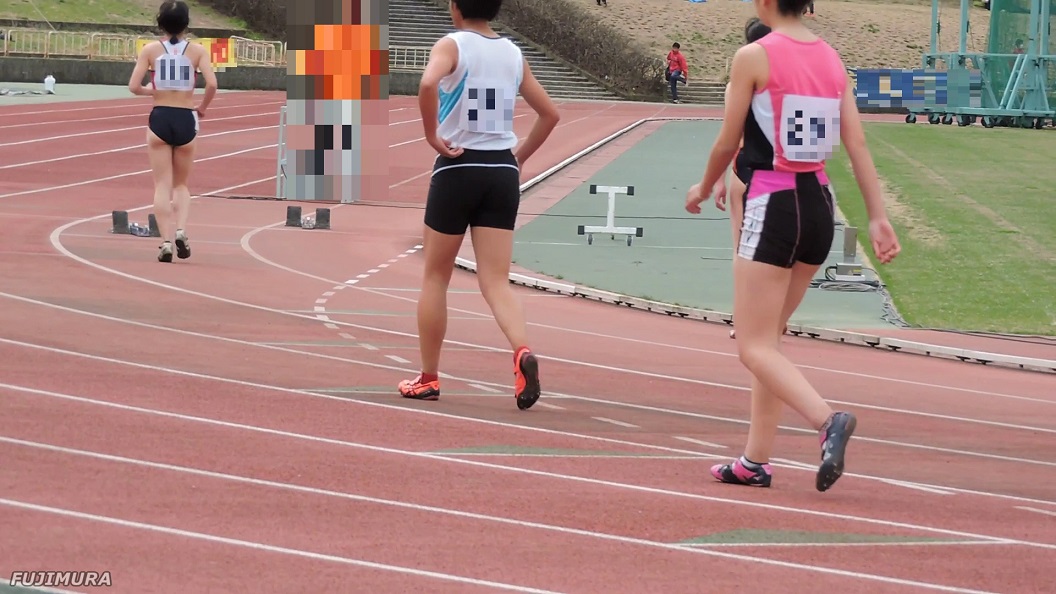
[779,94,841,162]
[155,54,194,90]
[458,78,516,134]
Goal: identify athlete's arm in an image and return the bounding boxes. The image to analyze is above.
[838,76,901,263]
[514,59,559,167]
[714,82,743,211]
[417,37,462,158]
[837,77,884,221]
[127,45,154,96]
[688,45,758,211]
[195,44,218,116]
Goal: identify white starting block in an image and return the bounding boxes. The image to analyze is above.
[576,184,644,246]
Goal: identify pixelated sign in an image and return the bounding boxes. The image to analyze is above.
[855,68,982,109]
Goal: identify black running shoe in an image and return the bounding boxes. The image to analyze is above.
[816,412,857,492]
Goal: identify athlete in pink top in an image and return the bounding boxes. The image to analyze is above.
[685,0,900,493]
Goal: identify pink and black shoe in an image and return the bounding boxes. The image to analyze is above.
[710,457,772,488]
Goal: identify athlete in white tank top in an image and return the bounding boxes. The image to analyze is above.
[435,30,523,152]
[399,0,561,408]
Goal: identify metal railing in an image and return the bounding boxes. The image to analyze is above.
[390,46,430,70]
[0,28,287,66]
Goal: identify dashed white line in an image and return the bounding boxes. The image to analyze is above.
[536,402,564,410]
[386,355,411,364]
[313,245,425,351]
[673,436,727,449]
[592,417,639,429]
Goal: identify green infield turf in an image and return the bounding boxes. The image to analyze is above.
[827,123,1056,335]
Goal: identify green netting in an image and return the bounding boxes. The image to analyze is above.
[987,0,1054,54]
[983,0,1054,105]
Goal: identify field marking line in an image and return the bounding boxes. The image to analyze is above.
[0,435,1004,592]
[0,496,558,593]
[0,376,1051,556]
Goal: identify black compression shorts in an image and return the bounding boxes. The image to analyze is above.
[424,149,521,235]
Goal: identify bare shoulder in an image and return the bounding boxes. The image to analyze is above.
[733,42,767,64]
[141,40,164,61]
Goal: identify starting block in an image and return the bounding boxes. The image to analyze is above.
[833,225,864,281]
[110,210,161,237]
[285,206,331,230]
[576,184,644,246]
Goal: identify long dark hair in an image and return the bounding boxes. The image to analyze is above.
[744,17,772,44]
[157,1,190,44]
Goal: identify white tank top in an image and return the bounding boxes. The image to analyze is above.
[435,31,523,152]
[153,38,195,92]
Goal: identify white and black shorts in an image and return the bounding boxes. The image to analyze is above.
[738,169,835,268]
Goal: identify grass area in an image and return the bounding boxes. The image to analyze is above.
[0,0,248,31]
[827,123,1056,335]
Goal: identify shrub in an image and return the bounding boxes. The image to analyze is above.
[486,0,667,100]
[194,0,285,40]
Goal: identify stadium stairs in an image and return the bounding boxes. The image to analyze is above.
[391,0,622,102]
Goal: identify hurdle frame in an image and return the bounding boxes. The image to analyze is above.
[576,184,644,246]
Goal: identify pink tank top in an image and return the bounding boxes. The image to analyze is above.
[750,31,847,173]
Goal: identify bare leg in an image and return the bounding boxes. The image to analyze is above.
[742,262,819,462]
[146,129,175,261]
[469,226,528,350]
[470,224,540,409]
[734,258,832,429]
[172,140,196,231]
[416,226,464,375]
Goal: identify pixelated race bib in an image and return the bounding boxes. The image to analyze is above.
[779,94,841,163]
[458,77,516,134]
[154,53,195,91]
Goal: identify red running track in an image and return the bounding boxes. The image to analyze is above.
[0,91,1054,594]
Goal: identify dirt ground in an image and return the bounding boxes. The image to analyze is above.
[585,0,993,81]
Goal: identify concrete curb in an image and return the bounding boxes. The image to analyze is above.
[454,116,1056,376]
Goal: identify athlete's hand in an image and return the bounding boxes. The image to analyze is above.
[869,217,901,264]
[713,180,728,212]
[428,135,463,158]
[685,182,710,214]
[195,106,206,118]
